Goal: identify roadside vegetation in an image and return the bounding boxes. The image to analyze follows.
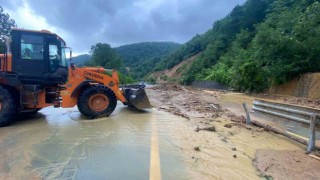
[154,0,320,92]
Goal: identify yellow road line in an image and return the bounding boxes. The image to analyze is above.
[149,108,162,180]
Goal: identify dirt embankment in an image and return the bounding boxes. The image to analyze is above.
[268,73,320,99]
[146,83,320,180]
[253,93,320,109]
[150,54,199,83]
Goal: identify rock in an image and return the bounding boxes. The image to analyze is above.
[233,155,237,158]
[159,106,170,110]
[173,112,190,120]
[195,126,216,132]
[294,157,300,163]
[194,147,200,151]
[232,147,237,151]
[204,126,216,132]
[209,104,219,109]
[224,124,232,128]
[221,138,228,143]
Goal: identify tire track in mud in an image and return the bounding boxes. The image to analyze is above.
[30,128,116,179]
[30,137,90,179]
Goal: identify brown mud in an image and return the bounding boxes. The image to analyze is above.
[254,150,320,180]
[147,83,320,180]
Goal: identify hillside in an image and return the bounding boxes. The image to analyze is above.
[150,54,200,83]
[115,42,181,79]
[72,54,91,67]
[71,42,180,82]
[153,0,320,92]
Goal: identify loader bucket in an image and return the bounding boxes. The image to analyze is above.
[122,85,152,110]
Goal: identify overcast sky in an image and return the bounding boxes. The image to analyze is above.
[1,0,245,55]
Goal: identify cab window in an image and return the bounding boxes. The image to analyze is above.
[49,44,61,72]
[20,35,44,60]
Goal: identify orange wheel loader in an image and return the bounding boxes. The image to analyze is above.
[0,29,152,127]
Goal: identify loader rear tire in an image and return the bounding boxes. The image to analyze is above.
[0,86,17,127]
[77,85,117,119]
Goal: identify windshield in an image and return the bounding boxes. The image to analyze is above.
[48,40,67,72]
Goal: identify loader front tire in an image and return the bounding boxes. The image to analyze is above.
[77,85,117,119]
[0,86,17,127]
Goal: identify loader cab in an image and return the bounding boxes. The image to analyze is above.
[10,29,68,85]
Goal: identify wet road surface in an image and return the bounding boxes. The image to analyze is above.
[0,94,312,180]
[0,104,189,179]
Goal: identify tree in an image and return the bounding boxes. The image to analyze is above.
[89,43,122,69]
[0,5,17,53]
[0,6,16,36]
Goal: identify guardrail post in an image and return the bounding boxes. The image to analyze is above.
[243,103,251,125]
[307,114,317,153]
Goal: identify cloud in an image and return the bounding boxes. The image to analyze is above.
[1,0,245,54]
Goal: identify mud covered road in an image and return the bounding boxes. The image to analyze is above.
[147,84,320,180]
[0,84,319,179]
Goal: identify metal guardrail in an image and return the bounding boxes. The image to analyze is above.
[252,99,319,152]
[253,99,320,125]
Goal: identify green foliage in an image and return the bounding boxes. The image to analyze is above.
[118,72,135,84]
[147,76,156,84]
[160,74,168,81]
[0,5,16,53]
[0,6,16,36]
[160,0,320,92]
[115,42,180,79]
[88,43,123,69]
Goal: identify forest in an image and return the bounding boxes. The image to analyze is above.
[115,42,180,79]
[154,0,320,92]
[73,42,180,81]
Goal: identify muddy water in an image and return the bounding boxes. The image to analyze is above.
[0,105,175,179]
[0,102,305,179]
